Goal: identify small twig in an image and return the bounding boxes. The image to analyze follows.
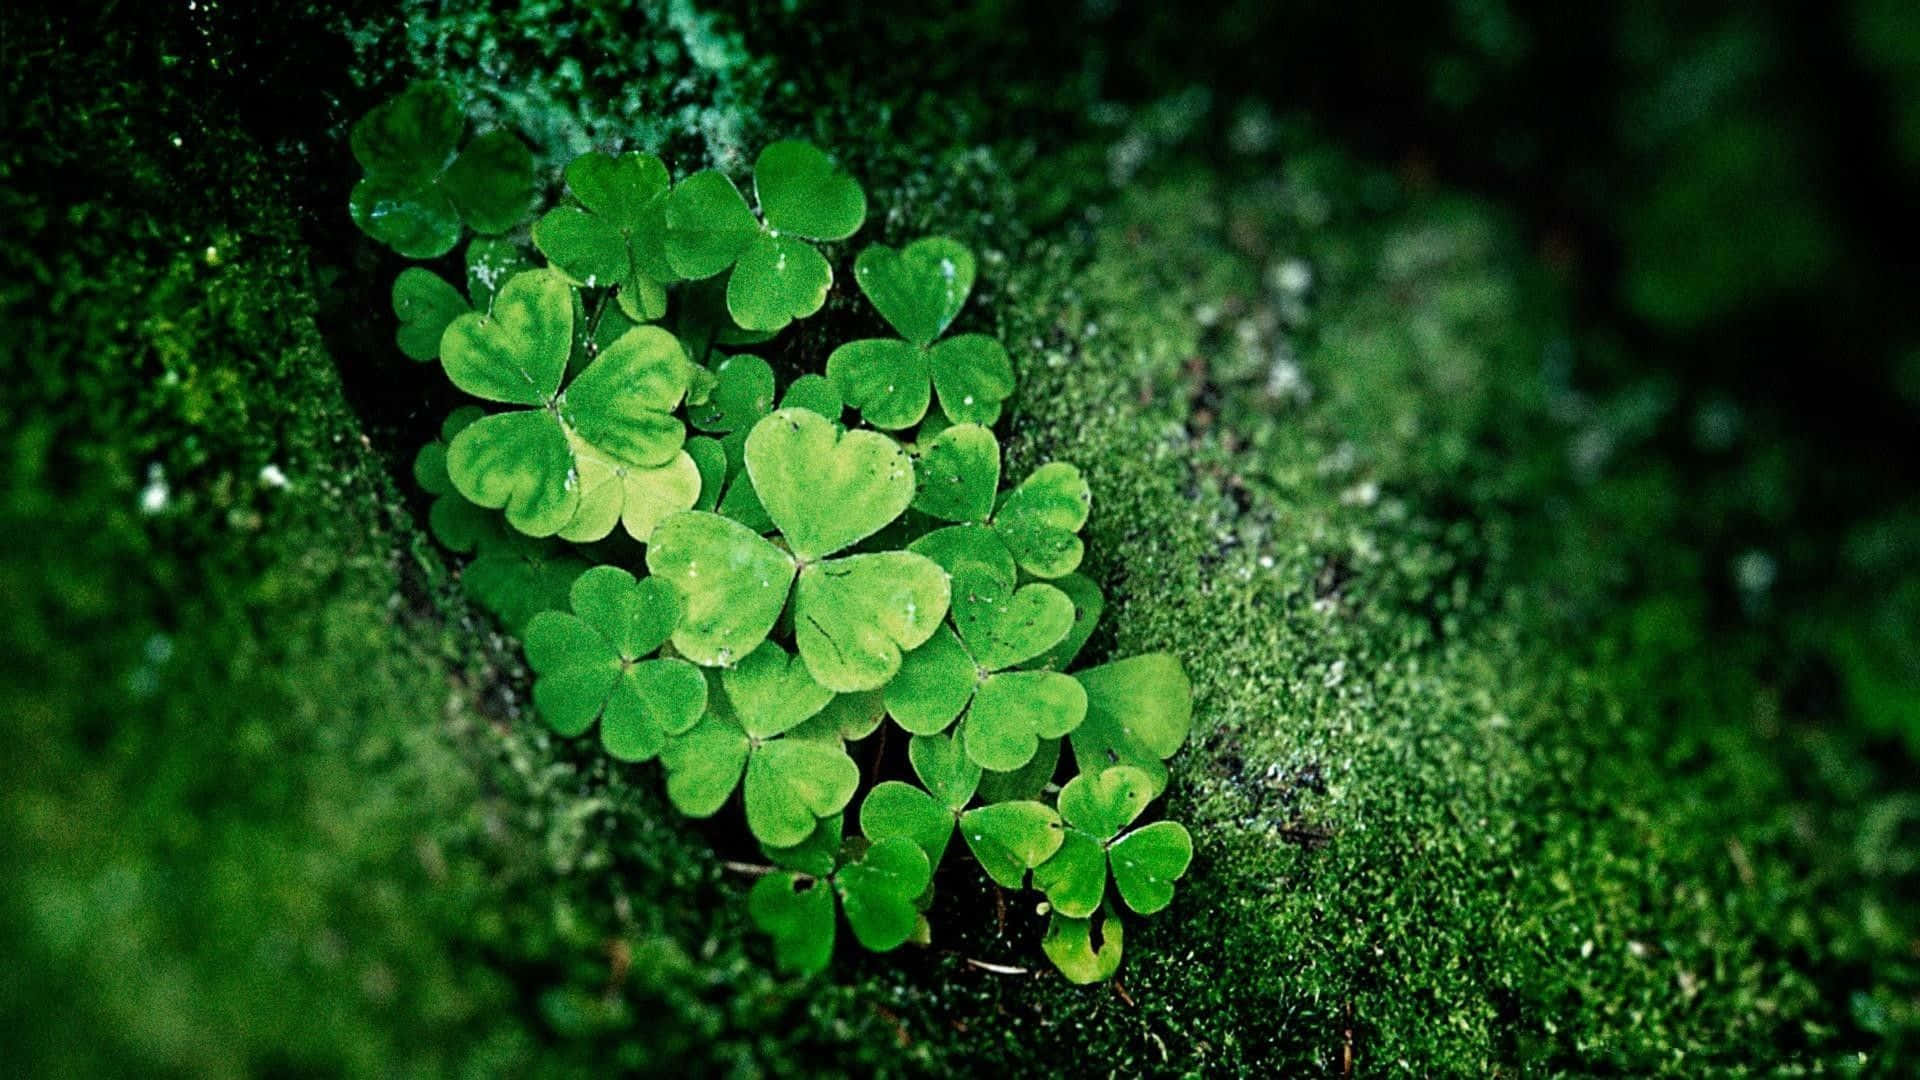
[1112,978,1136,1007]
[962,958,1031,976]
[721,859,777,877]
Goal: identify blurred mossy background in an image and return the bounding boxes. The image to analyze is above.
[2,0,1916,1074]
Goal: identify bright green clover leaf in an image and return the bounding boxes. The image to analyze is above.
[761,812,843,879]
[658,698,860,848]
[722,641,834,738]
[663,141,865,333]
[414,408,591,632]
[975,735,1061,803]
[349,82,533,257]
[991,462,1091,578]
[828,237,1013,428]
[392,267,467,361]
[748,835,931,975]
[911,422,1000,523]
[1041,904,1125,985]
[744,407,914,561]
[533,151,675,321]
[787,690,887,745]
[441,270,694,541]
[958,800,1065,888]
[880,525,1083,766]
[856,732,981,868]
[523,567,707,762]
[1068,653,1194,798]
[646,511,796,667]
[780,374,843,423]
[686,435,728,511]
[1033,766,1193,918]
[790,551,952,692]
[1023,572,1104,672]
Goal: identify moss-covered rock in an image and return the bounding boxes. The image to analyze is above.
[3,2,1913,1075]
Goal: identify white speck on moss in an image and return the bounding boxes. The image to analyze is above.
[259,464,288,489]
[139,464,170,514]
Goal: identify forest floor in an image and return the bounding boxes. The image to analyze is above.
[4,3,1915,1075]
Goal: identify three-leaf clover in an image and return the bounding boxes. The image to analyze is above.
[533,151,677,321]
[748,820,933,975]
[646,408,951,691]
[441,269,700,543]
[1068,653,1194,797]
[349,81,533,258]
[827,237,1012,428]
[663,141,866,333]
[658,640,861,846]
[857,731,982,868]
[885,524,1087,771]
[524,567,708,761]
[907,423,1092,579]
[1031,767,1194,918]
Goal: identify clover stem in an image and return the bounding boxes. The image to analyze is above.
[584,285,612,356]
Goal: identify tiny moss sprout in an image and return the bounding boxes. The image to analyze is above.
[359,83,1194,984]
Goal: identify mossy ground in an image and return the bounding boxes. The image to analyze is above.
[3,2,1914,1075]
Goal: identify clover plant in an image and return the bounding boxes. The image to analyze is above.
[664,140,866,332]
[360,84,1197,985]
[350,81,533,258]
[827,236,1014,428]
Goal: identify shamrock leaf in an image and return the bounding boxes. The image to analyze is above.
[744,407,914,561]
[1022,572,1104,672]
[959,800,1065,888]
[748,836,931,974]
[880,525,1084,766]
[533,151,675,321]
[1108,821,1194,916]
[722,641,834,738]
[828,237,1012,428]
[857,732,981,868]
[658,703,859,847]
[991,462,1091,579]
[791,551,951,692]
[1041,904,1125,985]
[1068,653,1193,797]
[664,141,866,333]
[975,736,1061,803]
[911,423,1000,523]
[442,270,694,541]
[349,82,532,257]
[786,690,886,745]
[646,511,796,667]
[392,267,468,361]
[523,567,707,762]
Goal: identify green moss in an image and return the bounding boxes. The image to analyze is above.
[4,2,1914,1075]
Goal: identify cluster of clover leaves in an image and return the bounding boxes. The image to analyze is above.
[359,82,1195,983]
